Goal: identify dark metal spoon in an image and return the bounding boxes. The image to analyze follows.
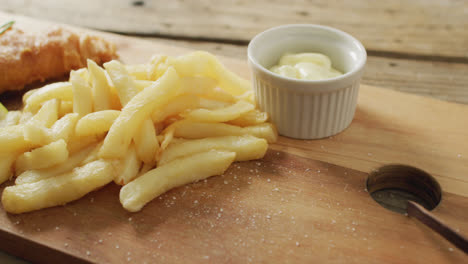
[406,200,468,254]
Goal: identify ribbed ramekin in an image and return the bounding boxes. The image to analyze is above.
[247,24,367,139]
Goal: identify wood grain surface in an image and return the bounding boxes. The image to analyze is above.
[2,0,468,106]
[0,11,468,264]
[0,151,467,263]
[3,0,467,59]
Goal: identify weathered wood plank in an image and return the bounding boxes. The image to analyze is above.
[139,37,468,104]
[0,12,468,263]
[2,0,467,59]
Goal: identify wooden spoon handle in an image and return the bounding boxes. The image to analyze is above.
[407,200,468,254]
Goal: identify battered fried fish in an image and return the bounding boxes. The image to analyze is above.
[0,25,117,93]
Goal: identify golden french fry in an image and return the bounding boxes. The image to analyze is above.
[18,111,33,124]
[22,88,38,103]
[15,139,69,174]
[156,51,250,96]
[0,154,16,184]
[88,59,113,111]
[228,109,268,127]
[182,100,254,123]
[67,134,103,154]
[158,135,267,165]
[148,54,168,80]
[137,162,154,177]
[104,60,139,106]
[171,120,278,143]
[197,98,231,109]
[135,80,154,91]
[22,122,49,146]
[120,150,236,212]
[23,82,73,113]
[99,67,180,159]
[2,159,116,214]
[126,64,150,80]
[180,76,236,103]
[23,99,62,146]
[236,90,255,104]
[114,143,142,185]
[151,94,199,123]
[0,125,34,154]
[15,143,95,184]
[29,99,59,128]
[80,142,103,165]
[133,119,159,164]
[49,113,80,142]
[75,110,121,137]
[59,101,74,118]
[0,111,21,128]
[242,123,278,143]
[160,125,174,152]
[70,70,93,117]
[179,76,217,95]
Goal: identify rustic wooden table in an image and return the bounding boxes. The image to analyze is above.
[0,0,467,263]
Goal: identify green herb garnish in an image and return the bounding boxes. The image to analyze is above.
[0,20,15,35]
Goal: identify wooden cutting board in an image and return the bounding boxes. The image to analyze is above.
[0,12,467,264]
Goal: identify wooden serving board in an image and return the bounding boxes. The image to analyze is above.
[0,13,467,263]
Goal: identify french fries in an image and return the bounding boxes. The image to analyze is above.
[29,98,59,128]
[182,100,254,123]
[70,70,93,117]
[158,135,267,165]
[88,59,113,111]
[99,67,180,159]
[0,125,34,154]
[15,139,69,174]
[23,82,73,113]
[120,150,236,212]
[75,110,120,137]
[114,143,142,185]
[104,60,139,106]
[15,144,95,185]
[2,160,115,214]
[49,113,80,142]
[170,120,278,143]
[0,51,278,214]
[0,111,21,128]
[228,109,268,127]
[133,119,159,164]
[0,154,16,184]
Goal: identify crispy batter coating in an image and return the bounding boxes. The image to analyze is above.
[0,26,117,93]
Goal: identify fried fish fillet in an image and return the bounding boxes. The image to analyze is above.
[0,26,117,93]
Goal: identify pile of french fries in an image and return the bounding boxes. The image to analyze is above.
[0,51,277,213]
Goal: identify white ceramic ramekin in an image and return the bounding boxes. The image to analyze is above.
[247,24,367,139]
